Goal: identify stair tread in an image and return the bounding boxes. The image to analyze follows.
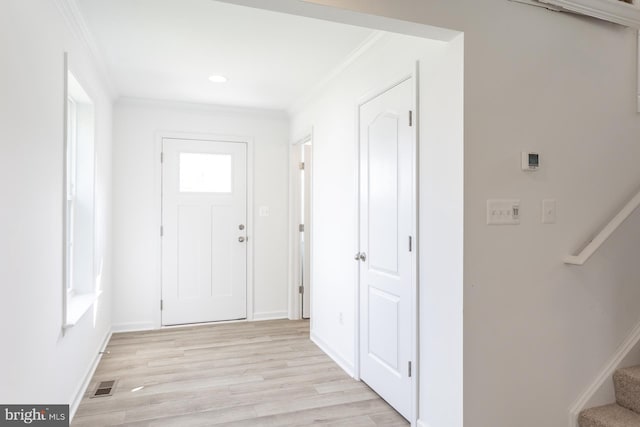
[614,365,640,414]
[616,365,640,381]
[579,404,640,427]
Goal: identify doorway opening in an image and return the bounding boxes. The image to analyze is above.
[290,135,313,320]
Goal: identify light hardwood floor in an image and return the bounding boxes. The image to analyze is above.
[72,319,408,426]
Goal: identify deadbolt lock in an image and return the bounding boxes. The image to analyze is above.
[239,224,245,230]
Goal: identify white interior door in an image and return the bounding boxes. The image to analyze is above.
[358,78,415,420]
[162,138,247,326]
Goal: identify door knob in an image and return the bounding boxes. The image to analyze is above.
[359,252,367,262]
[238,236,246,243]
[354,252,361,261]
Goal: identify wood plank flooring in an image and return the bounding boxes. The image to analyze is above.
[72,319,408,426]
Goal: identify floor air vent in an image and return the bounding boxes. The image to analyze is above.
[91,380,117,398]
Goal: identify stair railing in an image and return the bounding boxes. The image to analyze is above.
[565,190,640,265]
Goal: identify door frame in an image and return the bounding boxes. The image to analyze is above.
[154,131,255,328]
[288,131,314,321]
[354,66,419,426]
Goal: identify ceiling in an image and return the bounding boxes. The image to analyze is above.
[77,0,376,111]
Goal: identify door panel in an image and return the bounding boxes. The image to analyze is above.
[162,138,247,326]
[368,113,400,275]
[359,78,414,420]
[368,287,400,372]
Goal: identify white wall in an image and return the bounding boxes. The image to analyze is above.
[0,0,113,416]
[112,99,290,329]
[297,1,640,426]
[291,31,464,426]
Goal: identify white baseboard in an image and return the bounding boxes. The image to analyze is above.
[252,311,288,321]
[69,329,112,422]
[417,420,431,427]
[568,318,640,427]
[310,331,355,377]
[113,315,291,332]
[111,321,156,333]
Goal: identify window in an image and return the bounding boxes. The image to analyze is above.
[63,67,97,328]
[179,153,232,193]
[65,97,77,292]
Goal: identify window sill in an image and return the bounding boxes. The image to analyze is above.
[64,290,102,329]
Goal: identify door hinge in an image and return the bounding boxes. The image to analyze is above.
[160,152,164,163]
[160,299,163,310]
[299,162,305,170]
[299,224,304,232]
[409,236,412,252]
[408,361,412,377]
[298,285,304,294]
[409,110,413,127]
[160,226,164,237]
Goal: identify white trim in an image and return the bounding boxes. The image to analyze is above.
[64,291,103,328]
[62,52,69,334]
[111,319,259,333]
[417,420,431,427]
[162,318,249,331]
[69,329,112,422]
[637,30,640,113]
[568,318,640,427]
[354,68,420,426]
[411,61,420,427]
[311,331,355,377]
[565,188,640,265]
[308,139,315,330]
[117,97,288,119]
[353,82,362,382]
[214,0,459,41]
[508,0,563,11]
[52,0,117,99]
[288,32,387,115]
[111,322,156,333]
[252,311,289,321]
[538,0,640,28]
[155,131,255,327]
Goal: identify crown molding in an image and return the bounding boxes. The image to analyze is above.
[287,30,387,115]
[538,0,640,28]
[53,0,118,99]
[116,96,290,120]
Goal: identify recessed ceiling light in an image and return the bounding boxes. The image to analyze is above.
[208,75,227,83]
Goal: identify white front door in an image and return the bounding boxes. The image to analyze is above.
[161,138,247,326]
[358,77,415,420]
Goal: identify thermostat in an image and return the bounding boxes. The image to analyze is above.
[522,152,539,171]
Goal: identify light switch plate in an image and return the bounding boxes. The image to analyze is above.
[542,199,557,224]
[487,199,520,225]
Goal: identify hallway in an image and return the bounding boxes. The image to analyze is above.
[72,320,408,426]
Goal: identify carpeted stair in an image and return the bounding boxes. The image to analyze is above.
[579,366,640,427]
